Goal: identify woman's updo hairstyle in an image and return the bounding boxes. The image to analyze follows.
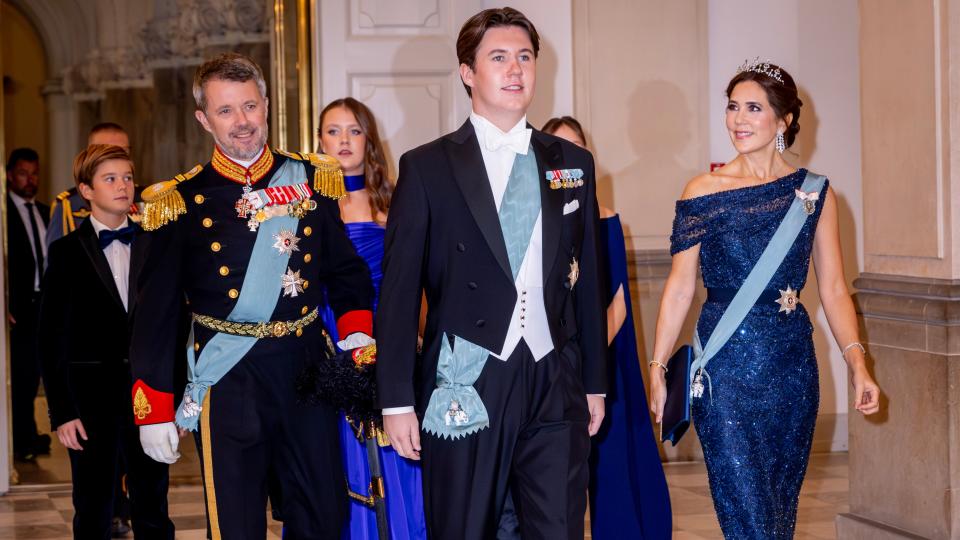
[725,61,802,148]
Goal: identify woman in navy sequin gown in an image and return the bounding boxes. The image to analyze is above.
[317,98,427,540]
[544,117,672,539]
[649,64,880,538]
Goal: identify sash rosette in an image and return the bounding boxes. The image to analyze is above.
[422,333,491,440]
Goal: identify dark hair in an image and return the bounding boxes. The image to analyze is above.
[725,63,802,148]
[6,147,39,171]
[542,116,586,145]
[193,53,267,112]
[318,98,393,223]
[73,144,134,189]
[456,8,540,97]
[89,122,127,137]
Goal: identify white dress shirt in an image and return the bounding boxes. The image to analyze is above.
[89,215,132,311]
[469,112,553,362]
[9,191,48,291]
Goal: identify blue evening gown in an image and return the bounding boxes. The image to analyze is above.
[588,214,672,539]
[319,221,427,540]
[670,169,828,539]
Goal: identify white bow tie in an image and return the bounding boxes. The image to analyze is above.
[482,127,532,155]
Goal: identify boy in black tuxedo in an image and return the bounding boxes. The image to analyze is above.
[377,8,607,539]
[40,145,174,539]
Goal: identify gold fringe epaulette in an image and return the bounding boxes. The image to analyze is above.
[51,190,76,234]
[141,164,202,231]
[277,149,345,200]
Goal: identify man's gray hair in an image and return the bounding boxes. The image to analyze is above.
[193,53,268,112]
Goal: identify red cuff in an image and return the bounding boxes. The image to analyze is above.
[337,309,373,339]
[131,379,175,425]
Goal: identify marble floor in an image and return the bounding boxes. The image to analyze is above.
[5,398,847,538]
[1,453,847,539]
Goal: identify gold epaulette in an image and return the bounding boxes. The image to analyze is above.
[51,190,75,233]
[141,164,202,231]
[277,149,345,200]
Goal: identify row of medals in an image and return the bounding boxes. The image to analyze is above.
[235,180,316,298]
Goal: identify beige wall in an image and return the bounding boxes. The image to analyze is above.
[572,0,710,250]
[1,1,48,201]
[861,0,959,280]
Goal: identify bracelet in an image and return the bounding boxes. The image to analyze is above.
[841,342,866,359]
[648,360,668,373]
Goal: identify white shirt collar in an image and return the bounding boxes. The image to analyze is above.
[470,112,528,139]
[9,191,32,207]
[89,214,130,234]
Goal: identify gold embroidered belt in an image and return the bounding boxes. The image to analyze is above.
[193,308,319,339]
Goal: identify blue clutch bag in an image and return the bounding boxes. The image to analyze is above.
[660,345,693,446]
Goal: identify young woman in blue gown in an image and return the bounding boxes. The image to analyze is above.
[543,117,672,539]
[317,97,427,540]
[649,63,880,538]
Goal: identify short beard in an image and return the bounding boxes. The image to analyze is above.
[214,128,268,162]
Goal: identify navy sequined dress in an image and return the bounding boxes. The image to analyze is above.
[670,169,828,539]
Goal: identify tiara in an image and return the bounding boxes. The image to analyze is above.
[735,57,783,84]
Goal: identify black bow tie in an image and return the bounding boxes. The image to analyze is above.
[98,225,136,249]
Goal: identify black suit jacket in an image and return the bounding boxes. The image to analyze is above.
[375,120,608,410]
[39,219,149,428]
[7,195,49,319]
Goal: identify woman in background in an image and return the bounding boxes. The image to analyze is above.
[318,97,426,540]
[543,116,672,539]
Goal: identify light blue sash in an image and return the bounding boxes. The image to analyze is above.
[690,171,826,400]
[421,333,492,440]
[176,159,307,431]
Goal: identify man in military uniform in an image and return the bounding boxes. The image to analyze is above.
[46,123,139,249]
[130,53,374,539]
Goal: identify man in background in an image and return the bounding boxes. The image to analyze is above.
[6,147,51,461]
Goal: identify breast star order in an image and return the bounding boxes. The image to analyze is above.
[272,229,301,255]
[776,285,799,314]
[281,267,305,298]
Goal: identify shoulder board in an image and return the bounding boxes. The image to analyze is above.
[56,189,73,201]
[140,164,202,231]
[277,149,345,200]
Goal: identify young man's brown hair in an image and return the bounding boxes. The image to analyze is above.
[455,7,541,97]
[72,144,134,189]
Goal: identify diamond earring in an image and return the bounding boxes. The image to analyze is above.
[776,132,786,153]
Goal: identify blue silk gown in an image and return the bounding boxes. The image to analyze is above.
[588,214,672,539]
[670,170,828,539]
[319,221,427,540]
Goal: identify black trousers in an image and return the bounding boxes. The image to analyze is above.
[10,294,41,454]
[420,342,591,540]
[68,405,174,539]
[194,331,346,539]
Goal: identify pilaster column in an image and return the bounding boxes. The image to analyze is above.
[836,1,960,538]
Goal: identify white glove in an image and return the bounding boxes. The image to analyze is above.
[337,332,375,350]
[139,422,181,464]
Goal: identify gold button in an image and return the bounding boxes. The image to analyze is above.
[301,306,309,315]
[211,242,221,252]
[303,280,309,290]
[219,266,229,276]
[296,328,303,337]
[194,194,205,204]
[303,226,312,237]
[202,218,213,228]
[304,253,312,263]
[194,342,200,351]
[228,288,239,299]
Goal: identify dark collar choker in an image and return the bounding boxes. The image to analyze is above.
[344,174,366,192]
